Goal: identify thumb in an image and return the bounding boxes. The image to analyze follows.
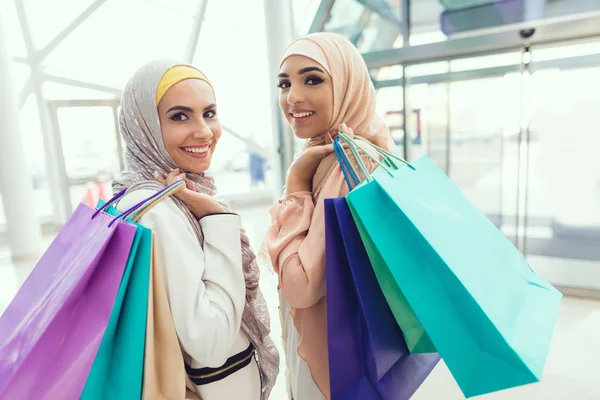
[318,143,336,157]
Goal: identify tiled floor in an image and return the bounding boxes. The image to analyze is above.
[1,204,599,399]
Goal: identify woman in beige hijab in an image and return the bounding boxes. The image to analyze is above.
[266,33,395,400]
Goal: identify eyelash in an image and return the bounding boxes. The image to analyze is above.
[306,76,324,85]
[277,76,324,89]
[169,110,216,121]
[170,112,188,122]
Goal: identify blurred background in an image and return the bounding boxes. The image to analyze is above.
[1,0,599,398]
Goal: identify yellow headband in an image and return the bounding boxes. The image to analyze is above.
[156,65,211,105]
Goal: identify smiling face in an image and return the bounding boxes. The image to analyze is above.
[277,55,334,139]
[157,79,221,173]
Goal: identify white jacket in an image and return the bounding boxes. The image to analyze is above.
[118,190,261,400]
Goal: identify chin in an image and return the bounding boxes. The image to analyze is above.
[292,126,321,140]
[181,158,212,175]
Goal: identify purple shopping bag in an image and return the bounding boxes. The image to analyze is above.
[326,197,440,400]
[0,203,136,399]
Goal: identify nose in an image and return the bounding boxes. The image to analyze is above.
[191,118,213,141]
[287,84,304,106]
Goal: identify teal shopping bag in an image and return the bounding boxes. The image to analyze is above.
[80,200,151,400]
[335,135,435,354]
[347,153,562,398]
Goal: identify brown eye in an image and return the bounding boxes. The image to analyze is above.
[170,112,189,122]
[306,76,324,85]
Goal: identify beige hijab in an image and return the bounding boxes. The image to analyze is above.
[275,33,395,398]
[281,32,395,196]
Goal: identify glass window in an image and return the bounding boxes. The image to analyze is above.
[324,0,404,52]
[415,0,600,41]
[193,0,276,198]
[409,0,445,45]
[375,86,404,153]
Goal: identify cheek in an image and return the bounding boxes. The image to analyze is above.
[161,125,178,149]
[323,88,334,122]
[279,94,289,117]
[209,124,223,146]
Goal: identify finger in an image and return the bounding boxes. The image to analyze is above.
[185,180,196,191]
[165,169,181,186]
[345,125,355,138]
[154,171,167,186]
[318,143,336,156]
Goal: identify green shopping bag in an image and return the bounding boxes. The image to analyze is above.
[347,198,436,354]
[336,136,435,354]
[80,195,152,399]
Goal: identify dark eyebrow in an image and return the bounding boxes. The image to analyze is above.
[298,66,325,75]
[166,105,193,113]
[166,104,216,113]
[277,66,325,79]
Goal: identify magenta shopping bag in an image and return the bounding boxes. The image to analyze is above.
[0,202,136,399]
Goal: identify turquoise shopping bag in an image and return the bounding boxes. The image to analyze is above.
[335,136,436,354]
[80,199,152,399]
[346,147,562,398]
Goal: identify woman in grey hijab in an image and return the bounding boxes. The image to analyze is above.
[113,60,279,400]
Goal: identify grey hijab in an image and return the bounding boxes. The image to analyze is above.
[113,59,279,399]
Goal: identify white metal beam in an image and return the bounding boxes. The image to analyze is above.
[12,55,28,64]
[36,0,109,62]
[43,73,122,96]
[362,10,600,68]
[14,0,35,57]
[185,0,209,63]
[14,0,70,223]
[18,77,32,107]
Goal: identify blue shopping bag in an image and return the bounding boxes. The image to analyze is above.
[326,196,439,400]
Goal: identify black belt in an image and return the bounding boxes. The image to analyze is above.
[185,343,255,385]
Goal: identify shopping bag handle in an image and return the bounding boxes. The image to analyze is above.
[346,134,413,169]
[333,132,412,190]
[92,187,128,219]
[129,180,186,223]
[106,180,186,227]
[338,132,415,172]
[334,139,360,190]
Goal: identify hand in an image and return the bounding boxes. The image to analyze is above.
[155,169,226,219]
[285,133,339,194]
[330,123,355,140]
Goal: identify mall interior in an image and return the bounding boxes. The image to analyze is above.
[0,0,599,398]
